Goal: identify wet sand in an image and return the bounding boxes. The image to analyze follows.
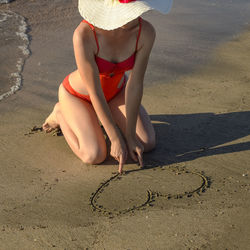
[0,0,250,249]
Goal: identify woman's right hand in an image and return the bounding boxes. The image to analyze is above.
[110,135,128,174]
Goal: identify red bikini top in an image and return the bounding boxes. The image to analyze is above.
[81,17,142,75]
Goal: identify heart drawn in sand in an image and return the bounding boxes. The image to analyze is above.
[90,163,210,217]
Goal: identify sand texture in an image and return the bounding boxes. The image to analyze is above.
[0,0,250,249]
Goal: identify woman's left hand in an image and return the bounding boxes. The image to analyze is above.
[126,137,144,168]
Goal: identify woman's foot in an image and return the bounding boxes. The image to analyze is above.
[42,103,60,133]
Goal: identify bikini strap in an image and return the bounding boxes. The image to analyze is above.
[81,20,100,55]
[135,17,142,52]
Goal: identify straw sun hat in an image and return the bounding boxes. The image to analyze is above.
[78,0,173,30]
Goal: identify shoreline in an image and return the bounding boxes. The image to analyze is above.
[0,10,30,101]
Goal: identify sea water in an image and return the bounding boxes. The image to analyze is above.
[0,10,30,101]
[0,1,13,3]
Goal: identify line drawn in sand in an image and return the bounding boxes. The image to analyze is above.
[90,164,211,218]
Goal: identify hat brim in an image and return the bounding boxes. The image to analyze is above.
[78,0,173,30]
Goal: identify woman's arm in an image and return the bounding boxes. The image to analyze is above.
[73,25,127,170]
[125,21,156,165]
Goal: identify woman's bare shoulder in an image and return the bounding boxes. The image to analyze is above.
[141,19,156,37]
[139,19,156,50]
[73,22,96,52]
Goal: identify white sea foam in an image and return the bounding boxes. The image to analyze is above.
[0,10,30,101]
[0,11,11,22]
[0,0,13,4]
[18,45,30,56]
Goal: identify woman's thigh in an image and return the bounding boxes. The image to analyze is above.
[58,83,107,163]
[108,87,156,152]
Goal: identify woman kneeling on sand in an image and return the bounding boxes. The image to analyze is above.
[42,0,173,173]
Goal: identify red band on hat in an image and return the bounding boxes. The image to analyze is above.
[119,0,136,3]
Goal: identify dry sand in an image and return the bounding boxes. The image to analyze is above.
[0,0,250,249]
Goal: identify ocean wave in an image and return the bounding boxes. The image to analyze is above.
[0,10,30,101]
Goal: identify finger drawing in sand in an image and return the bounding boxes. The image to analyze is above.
[42,0,173,173]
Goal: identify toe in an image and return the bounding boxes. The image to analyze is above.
[47,127,55,133]
[42,125,48,131]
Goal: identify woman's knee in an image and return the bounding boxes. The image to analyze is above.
[79,144,107,165]
[141,133,156,152]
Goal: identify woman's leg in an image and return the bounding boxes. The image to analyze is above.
[43,83,107,164]
[108,87,156,152]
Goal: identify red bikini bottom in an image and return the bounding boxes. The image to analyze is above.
[62,73,126,104]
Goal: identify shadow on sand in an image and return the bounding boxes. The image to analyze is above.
[104,111,250,170]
